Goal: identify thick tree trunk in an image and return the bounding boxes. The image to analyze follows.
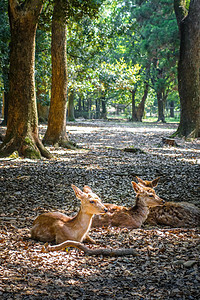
[68,89,75,121]
[174,0,200,138]
[0,0,51,159]
[44,0,75,148]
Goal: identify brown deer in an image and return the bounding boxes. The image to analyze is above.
[31,184,107,244]
[92,181,165,229]
[146,201,200,227]
[136,177,200,227]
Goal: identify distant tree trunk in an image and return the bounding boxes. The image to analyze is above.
[131,88,137,121]
[174,0,200,138]
[170,100,175,118]
[101,98,107,119]
[0,0,51,159]
[68,89,75,121]
[44,0,75,148]
[78,96,82,112]
[157,91,166,123]
[96,98,100,119]
[136,83,149,122]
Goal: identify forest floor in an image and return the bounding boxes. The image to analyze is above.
[0,120,200,300]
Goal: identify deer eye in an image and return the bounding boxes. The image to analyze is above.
[149,194,154,197]
[90,200,95,204]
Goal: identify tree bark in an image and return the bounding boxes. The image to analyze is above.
[174,0,200,138]
[43,0,75,148]
[0,0,51,159]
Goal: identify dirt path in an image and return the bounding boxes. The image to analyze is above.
[0,120,200,299]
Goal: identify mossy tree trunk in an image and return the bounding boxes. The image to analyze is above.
[174,0,200,138]
[44,0,74,148]
[0,0,51,159]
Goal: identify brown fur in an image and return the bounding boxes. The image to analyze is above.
[92,182,164,229]
[146,201,200,227]
[31,185,107,244]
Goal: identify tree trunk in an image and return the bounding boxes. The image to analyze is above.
[170,100,175,118]
[101,98,107,119]
[68,89,75,121]
[43,0,75,148]
[96,98,100,119]
[131,88,138,121]
[157,92,166,123]
[174,0,200,138]
[0,0,51,159]
[136,83,149,122]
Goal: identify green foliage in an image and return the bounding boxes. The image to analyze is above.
[35,29,52,106]
[0,0,180,121]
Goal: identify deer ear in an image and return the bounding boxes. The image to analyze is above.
[83,185,93,193]
[132,181,142,193]
[71,184,84,199]
[136,176,145,185]
[151,177,160,187]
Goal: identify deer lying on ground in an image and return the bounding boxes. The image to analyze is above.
[92,180,165,229]
[146,201,200,227]
[31,184,107,244]
[136,177,200,227]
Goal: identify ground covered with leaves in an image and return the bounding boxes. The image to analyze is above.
[0,120,200,299]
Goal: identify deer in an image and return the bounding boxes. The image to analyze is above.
[92,180,165,229]
[136,177,200,227]
[31,184,108,244]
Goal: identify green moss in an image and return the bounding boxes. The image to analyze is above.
[9,151,19,159]
[24,147,41,159]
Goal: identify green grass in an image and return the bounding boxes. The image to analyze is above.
[144,116,180,123]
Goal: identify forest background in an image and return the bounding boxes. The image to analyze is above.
[0,0,199,149]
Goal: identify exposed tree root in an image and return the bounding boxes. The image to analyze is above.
[43,137,77,150]
[42,240,138,257]
[0,134,52,159]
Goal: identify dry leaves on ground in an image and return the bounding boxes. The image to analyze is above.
[0,120,200,299]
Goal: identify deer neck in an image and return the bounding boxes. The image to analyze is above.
[72,207,93,241]
[131,195,150,221]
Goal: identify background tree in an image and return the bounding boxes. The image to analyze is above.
[43,0,73,147]
[0,0,51,159]
[174,0,200,138]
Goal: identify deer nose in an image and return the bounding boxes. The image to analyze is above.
[104,208,108,213]
[162,200,165,204]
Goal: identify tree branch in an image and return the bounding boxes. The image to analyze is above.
[42,241,138,257]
